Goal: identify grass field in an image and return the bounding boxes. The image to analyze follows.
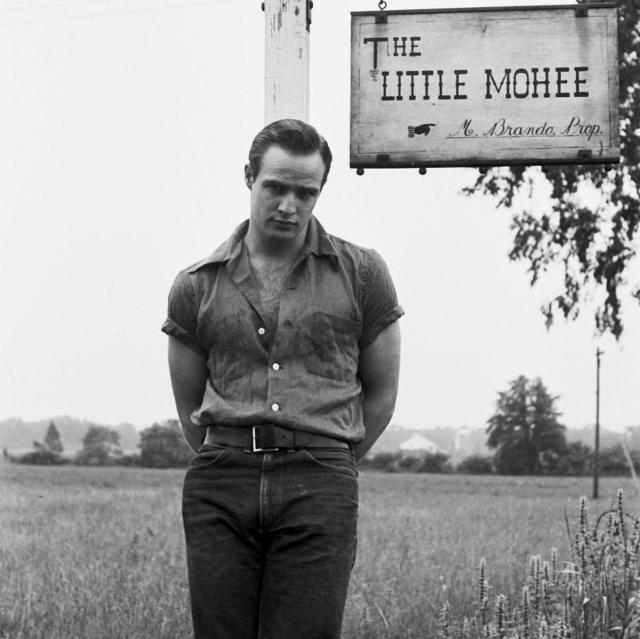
[2,463,638,639]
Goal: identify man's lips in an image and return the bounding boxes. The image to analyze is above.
[271,219,297,227]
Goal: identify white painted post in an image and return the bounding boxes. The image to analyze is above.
[263,0,310,124]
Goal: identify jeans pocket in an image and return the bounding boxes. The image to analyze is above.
[301,447,358,478]
[188,444,229,471]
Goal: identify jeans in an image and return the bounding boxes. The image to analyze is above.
[182,444,359,639]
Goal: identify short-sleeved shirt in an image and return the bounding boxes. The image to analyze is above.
[162,216,403,443]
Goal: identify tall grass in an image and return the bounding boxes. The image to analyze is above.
[1,464,637,638]
[1,465,188,639]
[437,489,640,638]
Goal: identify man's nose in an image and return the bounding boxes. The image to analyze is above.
[278,193,297,216]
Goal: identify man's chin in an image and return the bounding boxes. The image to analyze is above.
[270,221,298,233]
[266,224,302,242]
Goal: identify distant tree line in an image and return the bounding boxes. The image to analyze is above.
[363,375,640,477]
[11,419,193,468]
[361,444,640,477]
[11,375,637,476]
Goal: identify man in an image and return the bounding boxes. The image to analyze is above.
[163,119,402,639]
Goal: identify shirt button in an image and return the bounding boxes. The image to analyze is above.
[258,327,266,336]
[271,403,280,412]
[272,362,280,371]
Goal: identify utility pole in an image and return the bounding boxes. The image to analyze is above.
[263,0,311,124]
[593,348,603,499]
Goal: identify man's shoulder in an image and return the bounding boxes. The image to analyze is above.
[167,259,216,288]
[323,230,386,272]
[326,231,365,254]
[183,254,221,275]
[318,224,379,262]
[178,221,248,276]
[168,252,225,298]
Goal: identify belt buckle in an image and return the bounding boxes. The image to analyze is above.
[249,425,280,453]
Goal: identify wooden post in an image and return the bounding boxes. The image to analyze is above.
[593,348,602,499]
[263,0,310,124]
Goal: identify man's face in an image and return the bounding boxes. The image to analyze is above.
[245,145,326,246]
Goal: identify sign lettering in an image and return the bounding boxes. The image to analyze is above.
[351,6,619,169]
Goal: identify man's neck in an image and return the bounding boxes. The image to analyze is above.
[244,227,306,264]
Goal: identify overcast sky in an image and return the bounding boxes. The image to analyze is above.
[1,0,638,434]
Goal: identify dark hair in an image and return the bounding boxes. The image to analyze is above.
[248,119,333,186]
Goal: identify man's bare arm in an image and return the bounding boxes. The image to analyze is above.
[352,321,401,461]
[167,336,209,453]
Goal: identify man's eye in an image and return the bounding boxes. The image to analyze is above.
[267,184,285,194]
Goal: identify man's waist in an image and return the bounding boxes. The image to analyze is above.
[204,423,350,453]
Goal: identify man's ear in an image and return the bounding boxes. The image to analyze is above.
[244,164,253,190]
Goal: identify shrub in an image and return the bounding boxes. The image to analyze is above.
[598,444,640,476]
[456,455,494,475]
[362,451,401,472]
[552,440,593,476]
[397,454,422,471]
[75,426,122,465]
[138,421,192,468]
[15,449,67,465]
[414,452,452,474]
[112,454,141,467]
[361,451,452,473]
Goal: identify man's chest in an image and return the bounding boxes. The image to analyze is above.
[251,260,290,302]
[194,260,363,386]
[197,261,360,348]
[251,263,289,344]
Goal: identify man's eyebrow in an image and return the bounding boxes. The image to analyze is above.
[298,185,320,195]
[262,178,319,194]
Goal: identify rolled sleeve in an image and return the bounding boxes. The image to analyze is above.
[359,250,404,349]
[161,271,206,356]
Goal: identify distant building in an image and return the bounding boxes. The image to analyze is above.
[454,426,470,453]
[399,435,443,454]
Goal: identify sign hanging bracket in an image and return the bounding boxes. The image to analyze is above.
[261,0,312,26]
[376,0,388,24]
[306,0,313,31]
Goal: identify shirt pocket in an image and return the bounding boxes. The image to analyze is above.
[301,311,361,382]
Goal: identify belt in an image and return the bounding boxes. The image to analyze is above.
[204,424,350,453]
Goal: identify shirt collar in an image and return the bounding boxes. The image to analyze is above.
[187,216,338,273]
[305,216,339,262]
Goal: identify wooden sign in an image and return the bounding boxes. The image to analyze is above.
[350,4,619,170]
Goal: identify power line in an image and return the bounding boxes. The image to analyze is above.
[0,0,126,12]
[0,0,243,10]
[0,0,249,27]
